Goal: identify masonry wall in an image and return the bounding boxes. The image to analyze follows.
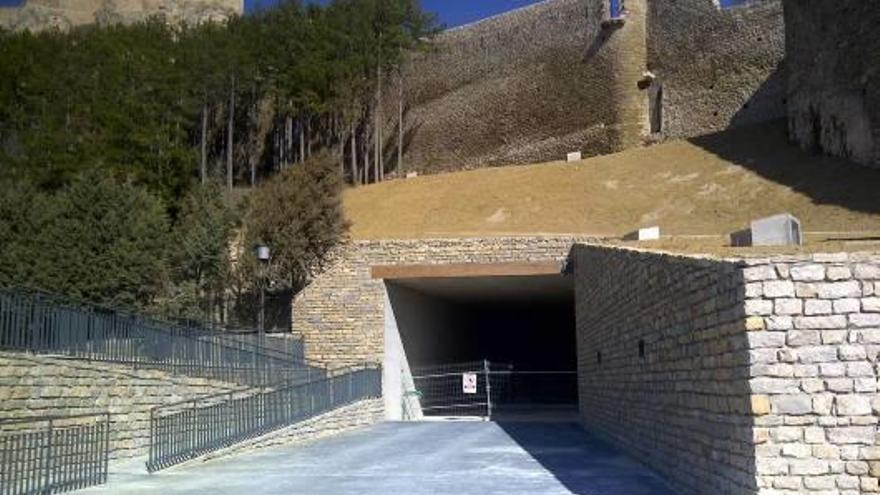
[782,0,879,168]
[0,0,242,32]
[0,352,244,458]
[292,236,595,368]
[573,245,755,494]
[392,0,635,174]
[646,0,786,140]
[742,253,880,494]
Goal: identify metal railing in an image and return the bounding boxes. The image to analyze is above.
[409,361,491,418]
[146,365,382,472]
[407,360,577,420]
[0,288,315,387]
[0,413,110,495]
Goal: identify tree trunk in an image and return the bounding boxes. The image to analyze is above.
[200,101,208,184]
[397,74,404,177]
[250,88,257,187]
[375,63,382,182]
[350,121,357,186]
[226,75,235,190]
[299,116,305,164]
[306,117,312,158]
[364,132,371,184]
[286,115,293,167]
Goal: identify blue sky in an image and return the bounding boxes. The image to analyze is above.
[0,0,754,22]
[245,0,547,27]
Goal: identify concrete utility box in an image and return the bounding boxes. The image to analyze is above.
[566,151,582,162]
[623,226,661,241]
[730,214,803,247]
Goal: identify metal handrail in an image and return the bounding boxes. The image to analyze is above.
[1,286,303,362]
[0,287,315,387]
[0,412,111,495]
[146,364,382,472]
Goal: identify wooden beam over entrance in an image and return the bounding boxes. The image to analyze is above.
[371,261,563,280]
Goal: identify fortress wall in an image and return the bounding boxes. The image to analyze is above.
[0,0,242,31]
[783,0,879,169]
[646,0,786,140]
[395,0,629,174]
[390,0,787,175]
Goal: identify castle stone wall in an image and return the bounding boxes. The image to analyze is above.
[646,0,786,140]
[783,0,879,169]
[390,0,786,174]
[394,0,627,173]
[0,0,242,32]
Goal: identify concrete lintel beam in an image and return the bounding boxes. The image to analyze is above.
[371,261,563,280]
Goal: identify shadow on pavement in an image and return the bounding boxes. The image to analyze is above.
[495,421,678,495]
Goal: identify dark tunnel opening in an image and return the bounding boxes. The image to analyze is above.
[386,274,577,418]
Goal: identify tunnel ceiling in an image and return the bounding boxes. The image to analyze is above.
[388,274,573,304]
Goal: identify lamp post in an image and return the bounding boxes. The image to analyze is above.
[254,244,270,335]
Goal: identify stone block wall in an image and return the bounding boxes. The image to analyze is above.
[742,253,880,494]
[0,351,245,458]
[292,236,596,368]
[572,245,755,494]
[574,245,880,494]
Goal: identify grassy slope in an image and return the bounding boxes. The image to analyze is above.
[344,122,880,251]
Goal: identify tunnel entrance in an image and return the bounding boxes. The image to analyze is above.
[378,262,577,421]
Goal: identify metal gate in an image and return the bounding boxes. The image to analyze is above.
[405,360,577,420]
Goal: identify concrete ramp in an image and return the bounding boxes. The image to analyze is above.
[75,422,678,495]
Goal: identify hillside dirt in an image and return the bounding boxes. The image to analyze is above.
[344,121,880,253]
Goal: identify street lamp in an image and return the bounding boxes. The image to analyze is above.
[254,244,270,335]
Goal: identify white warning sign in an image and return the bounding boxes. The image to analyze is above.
[462,373,477,394]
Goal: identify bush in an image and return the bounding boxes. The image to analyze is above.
[0,172,169,308]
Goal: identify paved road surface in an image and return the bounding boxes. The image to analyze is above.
[76,421,677,495]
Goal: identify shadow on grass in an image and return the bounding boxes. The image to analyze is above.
[689,119,880,215]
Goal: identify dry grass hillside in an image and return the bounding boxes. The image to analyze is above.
[344,121,880,251]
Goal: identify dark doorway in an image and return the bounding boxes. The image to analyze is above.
[649,83,663,135]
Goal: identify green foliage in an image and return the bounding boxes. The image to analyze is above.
[244,154,348,290]
[0,1,438,201]
[0,0,437,319]
[164,182,239,318]
[0,172,169,308]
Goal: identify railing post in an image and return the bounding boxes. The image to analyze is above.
[43,419,53,492]
[102,413,110,484]
[483,359,492,421]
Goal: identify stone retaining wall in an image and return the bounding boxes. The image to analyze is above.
[743,253,880,494]
[573,246,880,495]
[573,245,754,494]
[0,351,245,458]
